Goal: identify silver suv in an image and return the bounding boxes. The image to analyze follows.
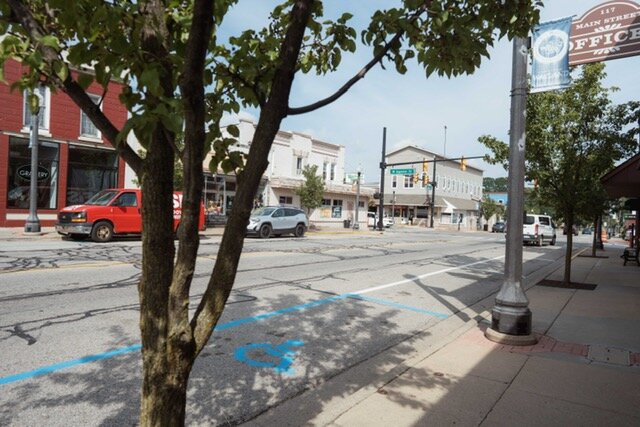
[247,206,309,238]
[523,214,557,246]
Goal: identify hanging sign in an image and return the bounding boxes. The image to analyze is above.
[569,1,640,65]
[531,17,573,93]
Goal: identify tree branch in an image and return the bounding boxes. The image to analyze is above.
[287,31,404,116]
[287,1,430,116]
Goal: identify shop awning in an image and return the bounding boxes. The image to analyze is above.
[601,152,640,198]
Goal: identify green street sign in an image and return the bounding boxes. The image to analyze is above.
[390,168,415,175]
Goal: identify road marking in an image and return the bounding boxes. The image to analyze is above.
[351,255,505,295]
[0,255,502,386]
[234,340,304,375]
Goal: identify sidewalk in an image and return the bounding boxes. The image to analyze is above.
[248,247,640,426]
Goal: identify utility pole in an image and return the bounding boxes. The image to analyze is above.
[485,37,536,345]
[443,125,447,158]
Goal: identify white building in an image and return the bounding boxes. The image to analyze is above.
[206,119,373,229]
[381,146,483,230]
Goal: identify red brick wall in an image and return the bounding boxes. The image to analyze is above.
[1,59,129,227]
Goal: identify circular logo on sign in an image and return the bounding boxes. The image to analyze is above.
[16,165,50,182]
[534,29,569,64]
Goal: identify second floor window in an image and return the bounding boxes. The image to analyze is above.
[322,162,328,181]
[330,164,336,181]
[392,176,397,188]
[403,175,414,189]
[296,157,303,175]
[80,94,101,138]
[23,86,50,131]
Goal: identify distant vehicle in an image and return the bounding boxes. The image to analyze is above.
[582,227,592,235]
[246,206,308,238]
[523,214,556,246]
[367,212,393,228]
[491,222,506,233]
[55,189,205,242]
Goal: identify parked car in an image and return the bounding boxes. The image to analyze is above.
[55,189,205,242]
[491,222,506,233]
[367,212,393,228]
[582,227,592,235]
[246,206,308,238]
[523,214,557,246]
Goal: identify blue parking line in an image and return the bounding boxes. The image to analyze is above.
[0,344,141,386]
[0,293,447,386]
[346,294,449,319]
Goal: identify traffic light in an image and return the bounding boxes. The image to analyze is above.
[460,156,467,171]
[413,173,419,184]
[422,159,429,173]
[422,172,429,186]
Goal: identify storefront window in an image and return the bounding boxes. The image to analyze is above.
[7,137,59,209]
[332,199,343,218]
[66,146,118,205]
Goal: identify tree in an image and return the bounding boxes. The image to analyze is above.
[483,176,508,192]
[481,63,637,284]
[480,194,504,223]
[0,0,542,424]
[296,164,324,216]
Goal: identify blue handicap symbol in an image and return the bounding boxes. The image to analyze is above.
[234,339,305,375]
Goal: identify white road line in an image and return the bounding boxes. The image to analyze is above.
[352,255,505,295]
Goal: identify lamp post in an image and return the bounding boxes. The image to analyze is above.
[485,37,536,345]
[353,168,361,230]
[24,88,42,233]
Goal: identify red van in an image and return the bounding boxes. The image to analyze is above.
[55,189,205,242]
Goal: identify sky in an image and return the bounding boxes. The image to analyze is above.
[222,1,640,181]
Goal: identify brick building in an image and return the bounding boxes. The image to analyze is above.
[0,59,128,227]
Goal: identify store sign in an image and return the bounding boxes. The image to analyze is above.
[17,165,50,182]
[569,1,640,65]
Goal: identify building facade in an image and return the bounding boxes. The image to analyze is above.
[205,119,372,228]
[381,146,483,230]
[0,59,128,227]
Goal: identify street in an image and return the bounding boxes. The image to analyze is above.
[0,229,585,425]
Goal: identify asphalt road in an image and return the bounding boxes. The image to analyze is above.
[0,229,587,425]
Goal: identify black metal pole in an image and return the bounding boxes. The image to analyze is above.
[429,159,437,228]
[378,127,386,231]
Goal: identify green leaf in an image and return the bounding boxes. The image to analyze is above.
[53,61,69,81]
[226,124,239,138]
[39,35,60,50]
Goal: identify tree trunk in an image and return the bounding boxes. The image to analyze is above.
[140,353,193,426]
[592,215,598,257]
[563,212,574,284]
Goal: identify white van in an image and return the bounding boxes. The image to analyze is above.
[523,214,557,246]
[367,212,393,228]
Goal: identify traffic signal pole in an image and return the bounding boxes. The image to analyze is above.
[429,160,437,228]
[378,127,387,231]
